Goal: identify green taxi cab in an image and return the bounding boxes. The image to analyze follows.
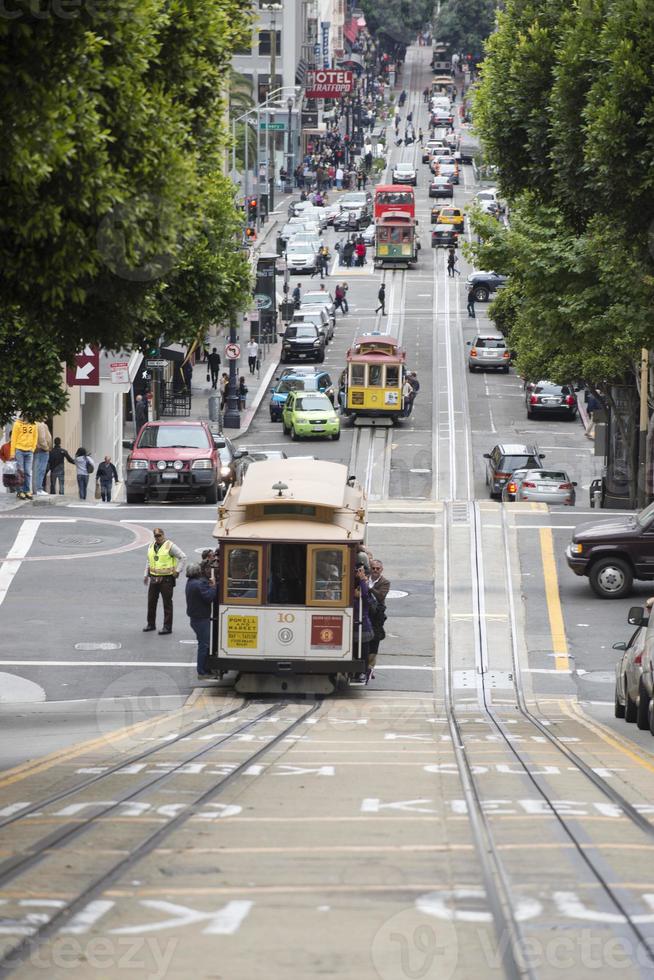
[281,391,340,441]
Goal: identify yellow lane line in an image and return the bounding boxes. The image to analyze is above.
[539,527,569,670]
[561,699,654,775]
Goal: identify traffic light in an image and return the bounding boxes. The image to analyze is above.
[248,197,257,222]
[136,336,160,357]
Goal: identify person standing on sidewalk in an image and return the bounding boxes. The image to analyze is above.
[10,417,38,501]
[376,283,386,315]
[246,339,259,375]
[33,420,52,495]
[185,561,217,678]
[207,348,221,388]
[143,527,187,635]
[135,394,148,431]
[95,455,119,502]
[48,437,75,495]
[74,447,95,500]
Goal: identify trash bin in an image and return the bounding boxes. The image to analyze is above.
[208,394,220,423]
[276,235,285,256]
[283,180,293,194]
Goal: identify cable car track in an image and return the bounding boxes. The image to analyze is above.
[0,700,320,975]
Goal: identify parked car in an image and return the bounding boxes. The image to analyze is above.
[125,421,236,504]
[301,290,336,329]
[467,334,511,373]
[291,307,334,345]
[339,191,373,212]
[280,221,320,244]
[483,443,545,498]
[525,380,578,420]
[466,271,508,302]
[286,241,320,274]
[280,323,325,363]
[432,206,464,232]
[566,501,654,598]
[361,222,376,245]
[474,187,505,216]
[334,207,370,232]
[431,223,459,248]
[429,177,454,200]
[282,391,340,441]
[233,449,287,484]
[614,605,650,727]
[391,162,417,185]
[506,468,577,506]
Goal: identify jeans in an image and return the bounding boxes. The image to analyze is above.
[467,301,476,317]
[190,617,211,673]
[77,473,89,499]
[100,479,113,502]
[15,450,33,495]
[34,450,49,492]
[50,464,65,495]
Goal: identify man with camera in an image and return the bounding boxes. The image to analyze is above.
[185,553,218,678]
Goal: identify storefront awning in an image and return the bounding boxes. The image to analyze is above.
[338,53,363,70]
[343,19,359,44]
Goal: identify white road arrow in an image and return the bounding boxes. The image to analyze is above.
[111,900,253,935]
[361,798,436,814]
[75,361,95,380]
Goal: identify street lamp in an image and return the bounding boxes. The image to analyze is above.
[286,96,294,184]
[261,2,283,216]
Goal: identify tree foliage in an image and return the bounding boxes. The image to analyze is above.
[470,0,654,391]
[359,0,433,47]
[0,0,252,422]
[436,0,496,62]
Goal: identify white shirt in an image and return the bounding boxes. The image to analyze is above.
[336,167,344,180]
[247,341,258,357]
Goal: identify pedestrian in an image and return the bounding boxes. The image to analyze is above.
[407,110,413,123]
[48,437,74,495]
[423,86,429,103]
[342,281,349,313]
[220,372,230,410]
[134,394,149,431]
[418,128,424,146]
[405,371,420,416]
[246,339,259,375]
[342,238,355,268]
[334,283,347,315]
[354,240,366,266]
[10,416,38,501]
[353,556,375,683]
[74,447,95,500]
[143,527,187,635]
[238,376,248,410]
[207,347,221,388]
[402,376,413,417]
[447,247,460,276]
[376,283,386,315]
[467,285,476,318]
[33,420,53,495]
[185,561,218,678]
[292,283,301,308]
[335,165,344,189]
[95,455,119,502]
[367,558,390,675]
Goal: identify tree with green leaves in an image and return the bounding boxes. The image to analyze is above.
[359,0,434,47]
[435,0,496,62]
[0,0,252,423]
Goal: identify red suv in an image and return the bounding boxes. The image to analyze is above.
[125,420,236,504]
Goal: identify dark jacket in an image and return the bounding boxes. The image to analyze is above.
[208,352,221,371]
[186,577,218,620]
[96,461,118,484]
[48,445,74,470]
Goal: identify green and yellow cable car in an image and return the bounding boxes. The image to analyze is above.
[374,211,419,269]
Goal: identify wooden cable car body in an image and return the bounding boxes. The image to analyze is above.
[342,334,407,425]
[374,211,418,269]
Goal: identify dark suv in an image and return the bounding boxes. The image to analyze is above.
[566,502,654,599]
[483,443,545,498]
[281,323,325,363]
[466,271,508,302]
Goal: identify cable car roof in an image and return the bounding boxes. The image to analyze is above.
[347,335,406,362]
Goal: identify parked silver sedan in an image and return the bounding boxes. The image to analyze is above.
[509,468,577,506]
[614,605,649,726]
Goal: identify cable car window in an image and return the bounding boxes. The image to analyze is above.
[368,365,383,386]
[268,543,306,604]
[390,227,401,243]
[401,230,410,242]
[350,365,365,386]
[225,546,261,603]
[385,366,399,387]
[378,227,390,243]
[308,545,348,606]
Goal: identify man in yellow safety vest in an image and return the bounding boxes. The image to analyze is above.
[143,527,187,635]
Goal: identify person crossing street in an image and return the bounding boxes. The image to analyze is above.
[376,283,386,315]
[143,527,187,635]
[467,285,476,318]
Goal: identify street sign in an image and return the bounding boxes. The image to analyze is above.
[225,343,241,360]
[66,345,99,387]
[254,293,273,310]
[259,122,285,131]
[110,361,130,384]
[305,69,353,99]
[145,359,167,368]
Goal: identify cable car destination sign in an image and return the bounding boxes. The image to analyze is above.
[305,69,353,99]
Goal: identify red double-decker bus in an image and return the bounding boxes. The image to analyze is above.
[374,185,416,221]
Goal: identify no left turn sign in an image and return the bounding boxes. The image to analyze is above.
[225,343,241,360]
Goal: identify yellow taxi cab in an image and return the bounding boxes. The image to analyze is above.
[430,205,464,233]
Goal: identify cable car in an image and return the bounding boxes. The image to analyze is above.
[374,211,419,269]
[341,334,408,425]
[209,459,368,694]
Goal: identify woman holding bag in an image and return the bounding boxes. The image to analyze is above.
[74,447,95,500]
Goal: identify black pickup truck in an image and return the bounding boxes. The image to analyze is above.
[466,271,508,302]
[566,503,654,598]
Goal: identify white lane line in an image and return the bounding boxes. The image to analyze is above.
[0,520,42,607]
[120,519,214,524]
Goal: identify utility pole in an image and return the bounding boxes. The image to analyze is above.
[638,347,650,508]
[223,313,241,429]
